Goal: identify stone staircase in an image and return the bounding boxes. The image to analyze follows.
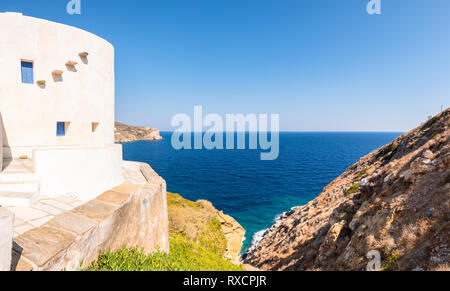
[0,159,40,207]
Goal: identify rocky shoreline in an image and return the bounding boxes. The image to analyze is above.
[115,121,162,143]
[216,210,246,265]
[244,109,449,271]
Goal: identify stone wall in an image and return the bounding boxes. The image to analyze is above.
[0,207,14,271]
[11,162,168,271]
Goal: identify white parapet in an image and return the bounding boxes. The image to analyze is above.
[33,144,123,201]
[0,207,14,271]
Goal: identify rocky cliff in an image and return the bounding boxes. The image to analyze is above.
[217,210,247,265]
[244,108,449,271]
[115,122,162,143]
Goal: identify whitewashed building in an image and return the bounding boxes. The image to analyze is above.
[0,12,123,204]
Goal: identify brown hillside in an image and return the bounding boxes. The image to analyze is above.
[244,109,449,271]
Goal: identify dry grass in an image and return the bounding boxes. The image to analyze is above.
[167,193,217,240]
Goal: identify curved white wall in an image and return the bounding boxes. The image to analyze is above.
[0,12,115,152]
[0,13,123,200]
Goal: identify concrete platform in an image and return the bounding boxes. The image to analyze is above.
[1,161,153,237]
[0,192,39,208]
[2,195,85,238]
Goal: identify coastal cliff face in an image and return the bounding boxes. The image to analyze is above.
[244,109,449,271]
[217,210,246,265]
[115,122,162,143]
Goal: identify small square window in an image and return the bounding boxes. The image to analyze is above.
[57,122,70,137]
[21,61,34,84]
[92,122,99,133]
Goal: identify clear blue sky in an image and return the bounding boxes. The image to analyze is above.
[2,0,449,131]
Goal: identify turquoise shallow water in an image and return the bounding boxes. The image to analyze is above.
[122,132,401,252]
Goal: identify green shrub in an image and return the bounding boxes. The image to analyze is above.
[167,192,201,210]
[198,218,227,255]
[381,251,403,271]
[85,233,243,271]
[345,183,360,196]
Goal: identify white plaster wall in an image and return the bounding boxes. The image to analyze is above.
[0,118,3,169]
[0,12,115,153]
[33,145,123,200]
[0,207,14,271]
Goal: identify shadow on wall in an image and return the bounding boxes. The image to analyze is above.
[9,241,23,271]
[66,64,77,72]
[79,55,88,65]
[52,74,63,82]
[0,113,11,170]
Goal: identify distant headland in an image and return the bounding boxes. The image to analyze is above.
[115,122,163,143]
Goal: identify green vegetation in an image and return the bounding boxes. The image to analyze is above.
[198,218,228,255]
[85,230,241,271]
[381,251,403,271]
[167,192,201,210]
[166,192,217,240]
[345,183,360,196]
[353,168,369,182]
[85,192,243,271]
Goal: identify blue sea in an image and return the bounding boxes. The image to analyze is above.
[122,132,401,252]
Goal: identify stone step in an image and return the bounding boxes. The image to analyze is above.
[0,191,39,207]
[0,181,40,193]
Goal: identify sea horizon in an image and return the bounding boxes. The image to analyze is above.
[156,130,405,133]
[122,131,403,251]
